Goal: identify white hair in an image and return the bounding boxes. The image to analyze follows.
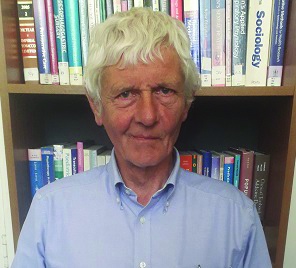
[84,7,200,113]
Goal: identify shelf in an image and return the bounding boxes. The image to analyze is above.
[6,84,295,97]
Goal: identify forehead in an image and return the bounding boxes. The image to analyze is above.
[101,48,184,90]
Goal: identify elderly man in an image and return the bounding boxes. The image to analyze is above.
[12,8,271,268]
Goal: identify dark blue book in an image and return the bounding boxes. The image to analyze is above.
[41,146,55,185]
[223,154,234,184]
[199,150,212,177]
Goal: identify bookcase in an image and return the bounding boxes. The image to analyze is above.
[0,1,295,267]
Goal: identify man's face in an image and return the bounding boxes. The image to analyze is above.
[91,48,190,169]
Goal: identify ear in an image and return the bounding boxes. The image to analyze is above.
[86,94,103,126]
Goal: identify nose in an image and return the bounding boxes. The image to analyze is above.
[134,91,158,127]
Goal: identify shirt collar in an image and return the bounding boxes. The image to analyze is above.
[106,148,181,210]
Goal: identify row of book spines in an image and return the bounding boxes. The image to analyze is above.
[180,148,270,220]
[28,143,111,197]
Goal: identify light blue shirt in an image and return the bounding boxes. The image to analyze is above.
[12,149,272,268]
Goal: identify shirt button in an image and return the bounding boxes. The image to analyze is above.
[140,217,146,224]
[139,262,146,268]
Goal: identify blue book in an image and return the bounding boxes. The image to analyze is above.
[28,148,44,197]
[223,154,234,184]
[64,0,83,85]
[224,150,241,188]
[199,0,212,86]
[63,144,78,177]
[267,0,289,86]
[33,0,52,84]
[232,0,248,86]
[53,0,70,85]
[41,146,55,185]
[199,150,212,177]
[184,0,201,73]
[210,152,220,180]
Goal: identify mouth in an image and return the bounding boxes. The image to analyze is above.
[130,135,160,141]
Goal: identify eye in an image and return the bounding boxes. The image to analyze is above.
[155,87,175,96]
[119,91,131,99]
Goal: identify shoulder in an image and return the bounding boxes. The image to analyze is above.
[36,165,108,200]
[177,168,254,210]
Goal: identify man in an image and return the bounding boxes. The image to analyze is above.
[12,8,272,268]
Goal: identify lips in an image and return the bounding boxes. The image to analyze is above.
[129,134,160,140]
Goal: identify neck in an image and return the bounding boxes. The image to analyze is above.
[116,154,174,206]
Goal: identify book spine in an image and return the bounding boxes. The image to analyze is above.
[211,156,220,180]
[71,148,78,175]
[90,150,97,169]
[28,149,43,197]
[267,0,289,86]
[223,155,234,184]
[64,0,83,85]
[63,148,72,177]
[84,149,91,171]
[144,0,152,8]
[239,152,254,197]
[106,0,114,17]
[225,0,232,86]
[127,0,134,10]
[99,0,107,22]
[53,144,64,179]
[134,0,143,7]
[78,0,89,69]
[159,0,170,14]
[200,151,212,177]
[232,0,248,86]
[88,0,97,33]
[219,154,224,181]
[233,154,241,188]
[211,0,226,86]
[170,0,183,21]
[41,147,55,185]
[121,0,128,11]
[45,0,59,84]
[251,153,270,220]
[192,153,197,173]
[245,0,273,86]
[152,0,160,11]
[52,0,70,85]
[180,153,193,172]
[77,141,84,173]
[97,153,106,166]
[199,0,212,86]
[184,0,200,73]
[196,154,203,175]
[17,0,39,83]
[113,0,122,12]
[33,0,52,84]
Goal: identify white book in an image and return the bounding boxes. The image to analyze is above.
[88,0,96,34]
[225,0,232,86]
[83,149,91,171]
[245,0,273,86]
[134,0,143,7]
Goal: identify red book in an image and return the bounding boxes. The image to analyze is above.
[170,0,183,22]
[180,152,193,172]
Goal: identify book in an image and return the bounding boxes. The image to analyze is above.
[41,146,55,185]
[77,140,95,173]
[212,151,224,181]
[199,0,212,86]
[245,0,273,86]
[45,0,59,84]
[85,144,106,169]
[223,153,234,184]
[184,0,200,73]
[17,0,39,83]
[33,0,52,84]
[78,0,89,69]
[267,0,289,86]
[191,152,198,173]
[127,0,133,10]
[96,0,107,22]
[170,0,183,21]
[53,144,66,179]
[28,148,43,197]
[134,0,144,7]
[211,0,226,86]
[97,150,107,166]
[210,152,220,180]
[198,150,212,177]
[159,0,170,14]
[180,151,193,172]
[225,0,232,86]
[63,144,78,177]
[224,150,241,188]
[251,151,270,220]
[64,0,83,85]
[196,152,203,175]
[229,147,254,197]
[113,0,121,13]
[88,0,97,33]
[52,0,70,85]
[232,0,248,86]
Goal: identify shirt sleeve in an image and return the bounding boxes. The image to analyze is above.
[241,204,272,268]
[11,192,47,268]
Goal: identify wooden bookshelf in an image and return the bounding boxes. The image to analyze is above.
[0,1,296,267]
